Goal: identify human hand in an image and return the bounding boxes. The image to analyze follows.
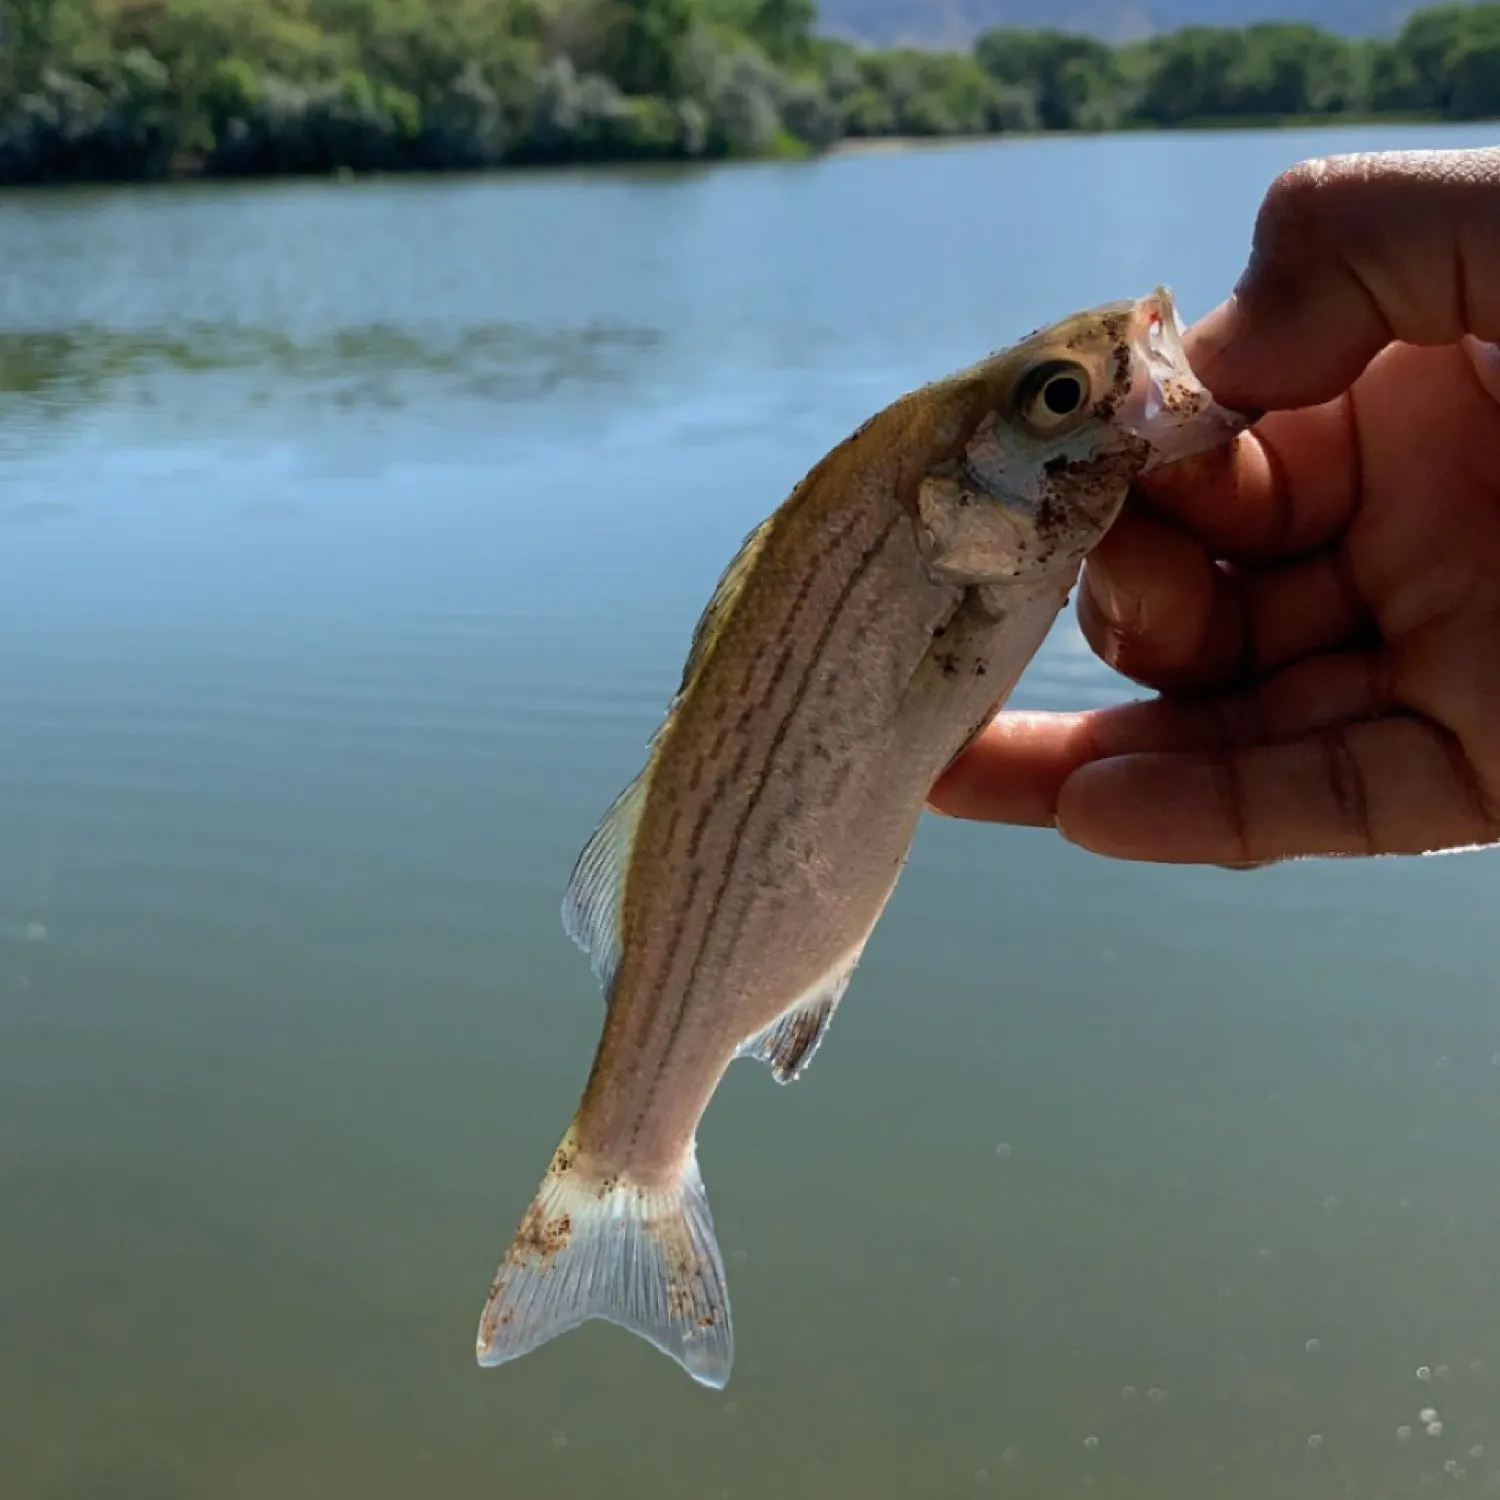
[930,145,1500,865]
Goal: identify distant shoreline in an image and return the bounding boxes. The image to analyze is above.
[827,111,1458,158]
[0,0,1490,197]
[0,113,1475,195]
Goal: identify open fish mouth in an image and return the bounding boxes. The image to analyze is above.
[1117,285,1257,470]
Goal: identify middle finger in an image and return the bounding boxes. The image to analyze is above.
[1080,511,1372,695]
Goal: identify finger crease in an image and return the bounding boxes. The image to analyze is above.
[1190,564,1254,689]
[1215,679,1266,751]
[1253,431,1299,558]
[1435,724,1500,839]
[1318,726,1374,855]
[1342,390,1366,532]
[1329,542,1370,636]
[1337,255,1401,356]
[1214,755,1253,864]
[1232,570,1261,680]
[1365,650,1396,720]
[1455,230,1475,336]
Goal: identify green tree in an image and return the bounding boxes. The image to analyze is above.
[975,28,1120,130]
[1393,1,1474,111]
[1231,23,1360,117]
[749,0,813,66]
[1,0,101,93]
[599,0,695,97]
[1134,26,1247,124]
[1447,5,1500,117]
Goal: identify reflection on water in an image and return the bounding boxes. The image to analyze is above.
[6,123,1500,1500]
[0,319,664,414]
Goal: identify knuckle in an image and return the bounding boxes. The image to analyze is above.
[1255,157,1348,245]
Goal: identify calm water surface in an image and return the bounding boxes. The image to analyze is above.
[5,123,1500,1500]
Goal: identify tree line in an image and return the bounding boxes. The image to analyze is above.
[0,0,1496,186]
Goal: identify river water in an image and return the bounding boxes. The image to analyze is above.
[4,122,1500,1500]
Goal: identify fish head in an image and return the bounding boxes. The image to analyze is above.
[915,285,1252,586]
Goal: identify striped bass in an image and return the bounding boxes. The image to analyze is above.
[475,287,1250,1389]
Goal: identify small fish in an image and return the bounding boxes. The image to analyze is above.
[475,287,1249,1390]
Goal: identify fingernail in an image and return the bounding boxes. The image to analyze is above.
[1182,294,1241,364]
[1086,567,1141,635]
[1181,295,1265,416]
[1464,335,1500,403]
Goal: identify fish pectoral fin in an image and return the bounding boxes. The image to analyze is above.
[561,768,651,996]
[475,1125,734,1390]
[736,952,860,1086]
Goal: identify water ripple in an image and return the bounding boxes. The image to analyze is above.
[0,319,665,419]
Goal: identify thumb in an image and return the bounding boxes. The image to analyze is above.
[1185,146,1500,413]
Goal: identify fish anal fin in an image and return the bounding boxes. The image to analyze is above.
[737,952,859,1085]
[476,1126,734,1390]
[561,769,651,995]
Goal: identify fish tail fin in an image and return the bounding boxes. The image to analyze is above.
[474,1123,734,1390]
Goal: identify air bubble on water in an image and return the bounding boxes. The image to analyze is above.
[1470,1446,1485,1460]
[723,1402,739,1418]
[947,1276,961,1290]
[1421,1408,1439,1424]
[1397,1427,1413,1443]
[1307,1435,1324,1450]
[995,1143,1012,1160]
[1323,1196,1339,1211]
[1428,1421,1445,1437]
[1418,1366,1433,1382]
[1000,1448,1018,1467]
[1083,1436,1099,1451]
[1436,1056,1454,1070]
[1305,1338,1322,1354]
[551,1431,568,1450]
[731,1249,749,1266]
[1121,1386,1138,1401]
[1444,1460,1459,1475]
[1436,1364,1451,1380]
[21,922,45,943]
[973,1470,991,1487]
[1146,1387,1167,1404]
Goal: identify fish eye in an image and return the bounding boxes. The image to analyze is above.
[1016,360,1092,437]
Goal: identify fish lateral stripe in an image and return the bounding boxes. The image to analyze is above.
[639,513,907,1123]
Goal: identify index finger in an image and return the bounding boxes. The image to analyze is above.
[1185,146,1500,412]
[1131,396,1357,562]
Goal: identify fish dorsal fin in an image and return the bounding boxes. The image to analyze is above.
[564,516,774,996]
[561,768,650,996]
[737,950,861,1085]
[678,515,776,697]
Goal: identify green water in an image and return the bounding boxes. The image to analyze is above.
[5,123,1500,1500]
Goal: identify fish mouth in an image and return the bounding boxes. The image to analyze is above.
[1117,285,1256,471]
